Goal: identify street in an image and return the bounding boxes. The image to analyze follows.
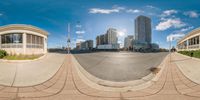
[74,52,168,82]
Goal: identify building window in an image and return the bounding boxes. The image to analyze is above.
[13,34,23,43]
[1,33,23,44]
[26,34,44,48]
[1,33,23,48]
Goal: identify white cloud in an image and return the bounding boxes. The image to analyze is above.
[171,26,194,35]
[184,11,199,18]
[156,18,186,31]
[161,9,178,17]
[126,9,144,13]
[76,30,85,34]
[146,5,156,9]
[89,6,124,14]
[146,5,160,10]
[76,25,82,28]
[180,26,194,32]
[76,39,85,43]
[167,33,185,42]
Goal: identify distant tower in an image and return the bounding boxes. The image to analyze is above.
[135,15,152,44]
[67,23,71,54]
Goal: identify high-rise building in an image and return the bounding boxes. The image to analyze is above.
[86,40,93,50]
[80,40,93,50]
[95,28,119,50]
[135,15,152,44]
[124,35,134,49]
[96,36,100,47]
[100,34,105,44]
[76,42,81,50]
[106,28,118,44]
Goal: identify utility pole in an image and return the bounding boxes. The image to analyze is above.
[169,36,173,63]
[67,23,71,54]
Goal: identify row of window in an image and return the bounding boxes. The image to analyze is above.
[1,44,23,48]
[0,44,43,49]
[1,33,44,44]
[1,33,44,49]
[1,33,23,44]
[27,34,44,45]
[188,36,199,45]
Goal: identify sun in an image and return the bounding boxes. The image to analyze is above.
[117,29,126,37]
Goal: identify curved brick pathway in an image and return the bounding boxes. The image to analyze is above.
[0,54,199,100]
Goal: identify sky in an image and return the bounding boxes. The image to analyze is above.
[0,0,200,49]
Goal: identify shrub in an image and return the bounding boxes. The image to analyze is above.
[178,50,200,58]
[0,50,7,58]
[193,50,200,58]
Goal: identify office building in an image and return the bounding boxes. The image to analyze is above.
[80,40,93,50]
[76,42,81,50]
[177,28,200,51]
[124,35,134,49]
[106,28,118,44]
[96,28,119,49]
[96,36,100,46]
[100,34,105,44]
[135,15,152,44]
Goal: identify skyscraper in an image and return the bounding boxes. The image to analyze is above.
[106,28,118,44]
[135,15,152,44]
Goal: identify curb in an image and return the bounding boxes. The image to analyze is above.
[71,54,169,92]
[0,53,47,63]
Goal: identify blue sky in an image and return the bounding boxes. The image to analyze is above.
[0,0,200,49]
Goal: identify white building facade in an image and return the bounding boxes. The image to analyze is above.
[96,28,119,50]
[177,28,200,51]
[0,24,48,55]
[106,28,118,44]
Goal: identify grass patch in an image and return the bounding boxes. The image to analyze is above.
[178,50,200,58]
[3,54,43,60]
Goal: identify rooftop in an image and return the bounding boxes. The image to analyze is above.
[0,24,49,36]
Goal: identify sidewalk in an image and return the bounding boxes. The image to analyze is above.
[0,54,199,100]
[0,53,66,86]
[172,53,200,84]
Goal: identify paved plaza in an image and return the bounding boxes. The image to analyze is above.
[0,53,66,86]
[74,52,168,82]
[0,52,200,100]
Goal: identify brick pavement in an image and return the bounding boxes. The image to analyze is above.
[0,54,199,100]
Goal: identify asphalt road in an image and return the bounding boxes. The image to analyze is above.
[74,52,168,82]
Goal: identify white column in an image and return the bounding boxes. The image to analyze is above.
[187,40,188,50]
[44,37,47,53]
[23,33,27,54]
[199,35,200,49]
